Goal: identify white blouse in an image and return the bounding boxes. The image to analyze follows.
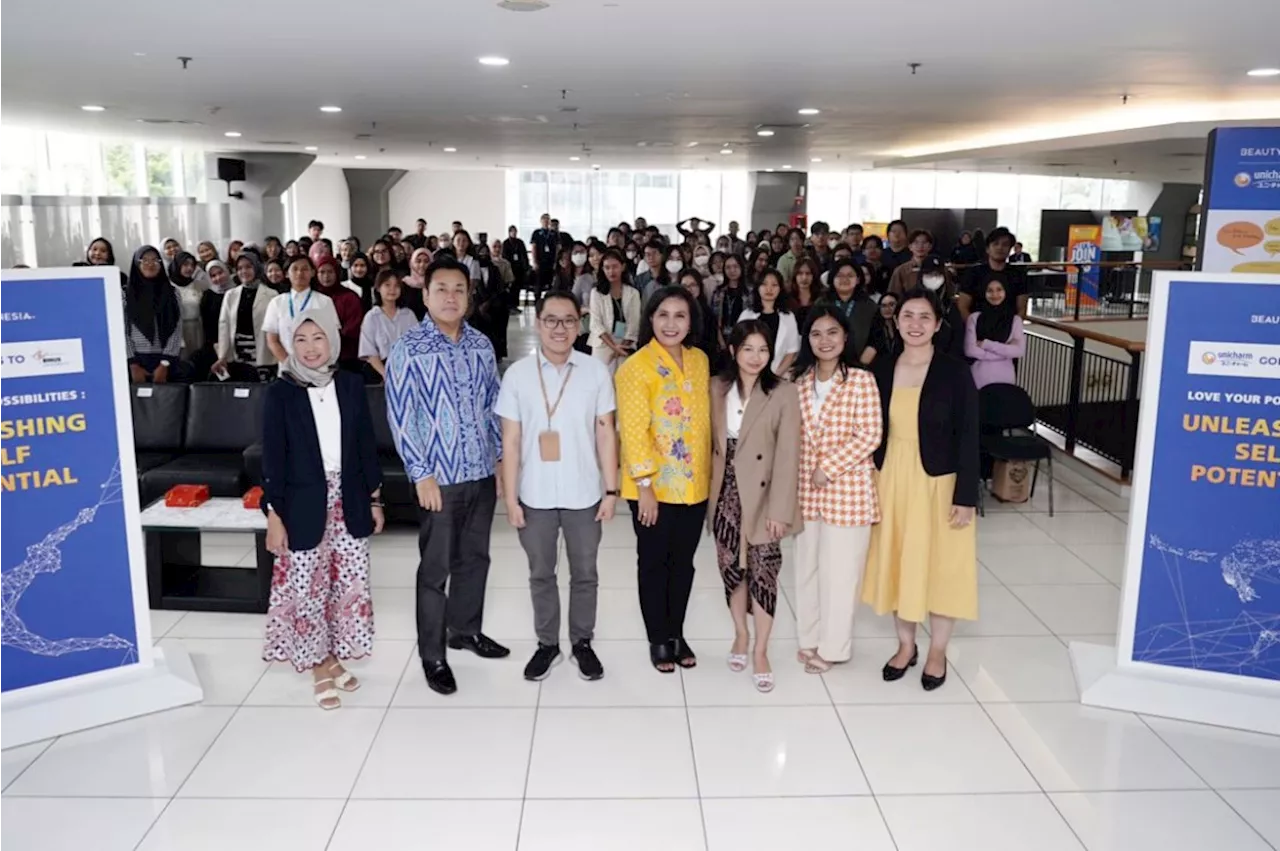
[725,381,745,440]
[307,385,343,473]
[812,375,835,420]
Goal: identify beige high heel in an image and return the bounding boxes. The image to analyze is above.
[313,677,341,710]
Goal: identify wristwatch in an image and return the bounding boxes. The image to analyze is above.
[637,478,652,489]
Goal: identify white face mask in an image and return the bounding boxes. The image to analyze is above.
[665,260,684,274]
[827,238,840,250]
[922,274,945,291]
[693,254,709,267]
[571,252,587,266]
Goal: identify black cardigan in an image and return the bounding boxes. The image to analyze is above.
[261,371,382,551]
[871,351,980,507]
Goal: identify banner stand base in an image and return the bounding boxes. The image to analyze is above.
[1071,642,1280,736]
[1,647,204,749]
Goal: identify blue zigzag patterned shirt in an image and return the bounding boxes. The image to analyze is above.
[386,316,503,486]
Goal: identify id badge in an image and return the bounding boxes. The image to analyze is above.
[538,430,562,462]
[613,320,627,339]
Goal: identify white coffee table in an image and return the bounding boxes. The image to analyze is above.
[140,497,272,614]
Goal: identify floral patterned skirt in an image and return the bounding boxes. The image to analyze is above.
[263,472,374,672]
[713,439,782,618]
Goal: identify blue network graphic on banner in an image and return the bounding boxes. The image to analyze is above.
[1133,278,1280,680]
[1,275,140,692]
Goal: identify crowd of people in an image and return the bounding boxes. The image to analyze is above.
[75,210,1033,705]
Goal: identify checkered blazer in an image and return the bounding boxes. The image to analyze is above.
[796,367,884,527]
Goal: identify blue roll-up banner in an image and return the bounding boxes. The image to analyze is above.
[1,268,153,695]
[1080,271,1280,733]
[1198,126,1280,275]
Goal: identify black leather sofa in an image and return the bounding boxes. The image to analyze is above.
[131,384,188,477]
[138,382,266,505]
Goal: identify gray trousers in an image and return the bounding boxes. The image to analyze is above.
[516,503,602,646]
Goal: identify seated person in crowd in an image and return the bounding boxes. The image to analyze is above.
[214,253,277,382]
[124,245,185,384]
[314,256,365,371]
[359,269,419,383]
[963,279,1025,388]
[192,259,232,380]
[263,256,335,363]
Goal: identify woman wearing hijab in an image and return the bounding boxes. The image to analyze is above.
[264,258,289,293]
[261,302,383,709]
[86,237,128,288]
[308,240,332,270]
[312,256,365,372]
[167,250,210,359]
[399,248,430,320]
[963,278,1025,388]
[192,259,233,380]
[214,253,278,381]
[125,245,185,384]
[341,251,378,313]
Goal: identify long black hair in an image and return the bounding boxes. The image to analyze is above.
[637,285,703,350]
[749,268,793,313]
[823,257,867,302]
[594,247,630,295]
[719,318,779,396]
[789,303,863,381]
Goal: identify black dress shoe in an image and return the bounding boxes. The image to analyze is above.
[670,637,697,669]
[921,661,948,692]
[423,660,457,695]
[881,645,919,682]
[649,641,676,673]
[448,633,511,659]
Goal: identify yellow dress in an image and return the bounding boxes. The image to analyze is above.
[861,386,978,622]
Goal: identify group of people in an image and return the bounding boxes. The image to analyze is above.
[251,212,1009,708]
[79,210,1032,706]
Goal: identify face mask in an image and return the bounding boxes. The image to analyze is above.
[922,274,945,291]
[665,260,684,274]
[828,238,840,250]
[717,243,729,252]
[626,250,637,261]
[694,254,709,267]
[571,252,587,266]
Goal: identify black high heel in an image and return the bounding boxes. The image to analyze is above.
[881,645,919,682]
[671,637,697,669]
[921,660,948,691]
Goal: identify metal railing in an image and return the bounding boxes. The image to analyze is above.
[1018,317,1145,479]
[1019,260,1191,321]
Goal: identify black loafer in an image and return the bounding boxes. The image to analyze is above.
[448,633,511,659]
[921,661,948,692]
[649,641,676,673]
[423,659,457,695]
[882,645,919,682]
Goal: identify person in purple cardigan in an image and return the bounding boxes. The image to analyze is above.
[963,279,1025,389]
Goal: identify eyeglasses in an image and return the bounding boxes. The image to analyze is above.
[539,317,578,330]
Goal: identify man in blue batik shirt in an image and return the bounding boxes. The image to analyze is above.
[387,256,508,696]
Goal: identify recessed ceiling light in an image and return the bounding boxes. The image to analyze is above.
[478,56,510,66]
[224,131,242,138]
[810,157,823,163]
[797,107,820,116]
[765,168,775,173]
[81,104,106,112]
[756,129,775,137]
[304,145,318,151]
[320,105,342,113]
[569,156,580,161]
[781,164,792,169]
[132,52,146,57]
[592,164,601,170]
[686,141,699,147]
[720,148,733,155]
[354,155,367,160]
[1247,67,1280,77]
[443,147,458,153]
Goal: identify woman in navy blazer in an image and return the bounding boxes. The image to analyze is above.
[261,302,383,710]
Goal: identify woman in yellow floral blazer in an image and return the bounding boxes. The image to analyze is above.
[616,285,712,673]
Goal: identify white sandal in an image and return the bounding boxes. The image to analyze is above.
[727,653,748,672]
[313,677,341,710]
[327,663,360,693]
[753,672,775,693]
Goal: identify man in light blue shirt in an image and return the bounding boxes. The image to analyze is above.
[497,290,619,682]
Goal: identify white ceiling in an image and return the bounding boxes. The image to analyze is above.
[3,0,1280,177]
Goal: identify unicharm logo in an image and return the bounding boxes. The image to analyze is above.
[1188,341,1280,379]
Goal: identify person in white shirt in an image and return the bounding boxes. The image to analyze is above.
[497,291,620,682]
[262,255,334,362]
[737,269,801,376]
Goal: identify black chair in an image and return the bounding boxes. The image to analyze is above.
[977,383,1054,517]
[366,384,415,521]
[131,383,188,476]
[140,382,265,504]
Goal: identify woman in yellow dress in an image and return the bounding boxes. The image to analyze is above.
[862,287,979,691]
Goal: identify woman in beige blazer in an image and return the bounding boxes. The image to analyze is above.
[214,254,277,382]
[708,319,803,692]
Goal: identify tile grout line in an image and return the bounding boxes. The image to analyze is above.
[1135,714,1279,851]
[512,668,544,851]
[322,643,415,851]
[1,738,58,795]
[678,665,712,851]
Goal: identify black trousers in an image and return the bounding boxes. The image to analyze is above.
[416,476,497,662]
[629,500,708,645]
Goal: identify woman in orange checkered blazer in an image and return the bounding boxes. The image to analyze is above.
[789,305,884,674]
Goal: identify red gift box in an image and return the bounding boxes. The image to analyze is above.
[242,486,263,510]
[164,484,210,508]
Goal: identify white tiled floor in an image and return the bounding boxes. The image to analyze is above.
[5,328,1280,851]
